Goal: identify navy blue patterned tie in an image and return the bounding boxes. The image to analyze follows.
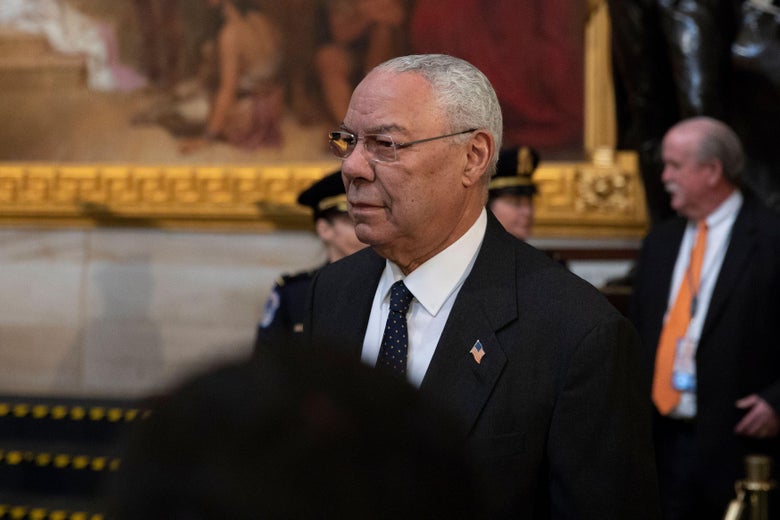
[377,280,414,376]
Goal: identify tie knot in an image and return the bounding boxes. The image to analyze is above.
[389,280,414,314]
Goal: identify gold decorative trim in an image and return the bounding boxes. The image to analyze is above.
[0,162,338,231]
[584,0,617,152]
[0,155,646,237]
[533,149,647,238]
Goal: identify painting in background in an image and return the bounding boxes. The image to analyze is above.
[0,0,584,164]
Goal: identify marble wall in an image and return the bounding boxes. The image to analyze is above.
[0,228,634,400]
[0,228,324,399]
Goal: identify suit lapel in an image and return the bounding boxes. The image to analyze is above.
[701,200,756,340]
[345,252,385,358]
[312,249,384,358]
[420,214,516,437]
[646,221,686,346]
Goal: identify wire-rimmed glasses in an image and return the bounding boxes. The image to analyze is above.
[328,128,477,163]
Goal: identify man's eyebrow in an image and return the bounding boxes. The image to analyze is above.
[376,124,404,135]
[339,123,406,135]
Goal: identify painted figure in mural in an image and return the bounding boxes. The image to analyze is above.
[133,0,284,153]
[314,0,408,126]
[179,0,284,152]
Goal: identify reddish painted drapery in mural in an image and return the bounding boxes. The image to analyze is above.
[410,0,584,155]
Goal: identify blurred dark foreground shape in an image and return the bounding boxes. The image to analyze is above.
[108,345,483,519]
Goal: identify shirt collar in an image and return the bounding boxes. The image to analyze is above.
[380,209,487,316]
[696,190,743,230]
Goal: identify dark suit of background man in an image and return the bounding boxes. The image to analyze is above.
[630,116,780,519]
[305,53,660,518]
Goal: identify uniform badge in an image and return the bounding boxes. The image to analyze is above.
[259,289,281,328]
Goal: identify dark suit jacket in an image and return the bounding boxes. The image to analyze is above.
[305,213,660,518]
[630,194,780,489]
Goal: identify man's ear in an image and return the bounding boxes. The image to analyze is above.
[462,130,494,187]
[704,158,723,186]
[315,218,333,243]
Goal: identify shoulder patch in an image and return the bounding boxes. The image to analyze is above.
[259,288,281,329]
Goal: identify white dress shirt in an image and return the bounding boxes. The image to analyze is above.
[668,191,742,418]
[361,209,487,387]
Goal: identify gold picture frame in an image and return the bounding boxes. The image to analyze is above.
[0,1,646,238]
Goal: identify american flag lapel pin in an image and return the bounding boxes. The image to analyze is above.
[470,340,485,364]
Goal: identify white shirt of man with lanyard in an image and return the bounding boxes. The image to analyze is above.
[666,191,743,418]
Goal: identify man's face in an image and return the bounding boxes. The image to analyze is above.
[661,128,712,220]
[340,70,480,267]
[489,194,534,240]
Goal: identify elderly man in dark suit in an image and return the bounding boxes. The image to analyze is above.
[305,53,659,518]
[630,116,780,519]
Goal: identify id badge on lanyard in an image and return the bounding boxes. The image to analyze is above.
[672,336,698,392]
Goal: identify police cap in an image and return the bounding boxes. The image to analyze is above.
[489,146,540,198]
[297,170,348,221]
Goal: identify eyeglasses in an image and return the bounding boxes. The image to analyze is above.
[328,128,478,163]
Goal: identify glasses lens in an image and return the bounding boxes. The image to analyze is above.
[364,134,397,163]
[328,131,355,158]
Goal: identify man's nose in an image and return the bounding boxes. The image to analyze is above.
[660,164,672,182]
[342,145,376,182]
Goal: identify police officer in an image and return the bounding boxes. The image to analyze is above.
[487,146,540,240]
[255,171,366,350]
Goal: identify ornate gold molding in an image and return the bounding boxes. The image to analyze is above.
[584,0,617,152]
[534,149,647,238]
[0,163,337,230]
[0,154,647,237]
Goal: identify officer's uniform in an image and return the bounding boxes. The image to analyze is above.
[254,170,348,351]
[255,267,321,346]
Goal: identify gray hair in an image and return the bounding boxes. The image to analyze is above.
[374,54,503,176]
[683,116,744,186]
